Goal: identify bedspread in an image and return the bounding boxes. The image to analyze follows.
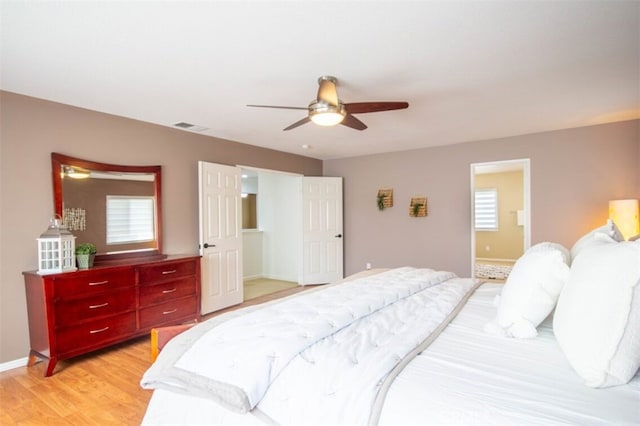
[141,267,479,425]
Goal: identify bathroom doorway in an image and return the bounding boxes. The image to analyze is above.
[470,159,530,282]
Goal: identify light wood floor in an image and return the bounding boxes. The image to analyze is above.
[244,278,298,300]
[0,285,311,425]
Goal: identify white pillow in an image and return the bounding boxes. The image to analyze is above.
[484,242,570,338]
[570,219,623,262]
[554,239,640,388]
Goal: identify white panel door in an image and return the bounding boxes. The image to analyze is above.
[198,161,243,314]
[301,177,343,285]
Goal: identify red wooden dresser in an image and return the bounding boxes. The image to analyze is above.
[23,255,200,376]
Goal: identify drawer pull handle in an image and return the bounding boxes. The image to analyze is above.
[88,280,109,286]
[162,270,177,275]
[89,326,110,334]
[89,302,109,309]
[162,308,178,315]
[162,288,177,294]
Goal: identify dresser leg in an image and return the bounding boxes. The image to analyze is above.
[27,350,57,377]
[27,350,39,367]
[44,358,58,377]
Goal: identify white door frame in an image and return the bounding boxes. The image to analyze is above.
[470,158,531,278]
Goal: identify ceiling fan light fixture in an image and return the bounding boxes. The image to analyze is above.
[248,76,408,131]
[309,101,346,126]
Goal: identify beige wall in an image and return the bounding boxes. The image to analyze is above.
[1,90,638,365]
[0,91,322,363]
[475,171,524,260]
[324,119,639,277]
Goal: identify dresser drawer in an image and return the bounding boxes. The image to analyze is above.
[139,277,196,308]
[54,288,136,327]
[138,260,196,284]
[56,312,137,354]
[53,269,135,299]
[139,297,198,329]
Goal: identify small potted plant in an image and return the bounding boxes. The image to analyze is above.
[76,243,97,269]
[412,202,423,217]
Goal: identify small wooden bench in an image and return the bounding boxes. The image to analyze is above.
[150,324,196,362]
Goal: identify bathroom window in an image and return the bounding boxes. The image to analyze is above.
[475,188,498,231]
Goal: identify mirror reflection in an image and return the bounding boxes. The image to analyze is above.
[52,153,162,259]
[241,170,258,229]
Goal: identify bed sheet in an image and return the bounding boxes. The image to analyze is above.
[142,283,640,425]
[378,284,640,425]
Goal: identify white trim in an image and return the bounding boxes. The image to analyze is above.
[0,356,28,373]
[263,273,299,282]
[243,274,264,281]
[236,164,303,178]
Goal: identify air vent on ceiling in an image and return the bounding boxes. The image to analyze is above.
[173,122,208,132]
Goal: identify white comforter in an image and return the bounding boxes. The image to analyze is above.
[141,267,478,425]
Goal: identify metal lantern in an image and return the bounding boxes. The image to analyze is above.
[37,215,77,275]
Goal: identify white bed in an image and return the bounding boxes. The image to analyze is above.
[142,222,640,425]
[141,275,640,425]
[379,283,640,425]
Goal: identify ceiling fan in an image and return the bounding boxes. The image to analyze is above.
[247,76,409,131]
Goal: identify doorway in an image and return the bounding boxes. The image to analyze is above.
[240,167,302,300]
[470,159,530,281]
[199,161,344,313]
[239,169,344,295]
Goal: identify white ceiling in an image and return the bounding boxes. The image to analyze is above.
[2,1,638,160]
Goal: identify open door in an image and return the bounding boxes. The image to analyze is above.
[198,161,243,314]
[301,177,344,285]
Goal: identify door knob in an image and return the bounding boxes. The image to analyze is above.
[335,234,342,238]
[203,243,215,248]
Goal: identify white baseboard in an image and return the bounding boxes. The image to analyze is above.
[243,274,264,282]
[243,274,299,283]
[0,356,28,373]
[262,274,297,283]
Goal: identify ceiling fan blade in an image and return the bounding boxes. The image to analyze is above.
[345,101,409,114]
[283,117,311,131]
[340,114,367,131]
[317,76,339,106]
[247,104,308,111]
